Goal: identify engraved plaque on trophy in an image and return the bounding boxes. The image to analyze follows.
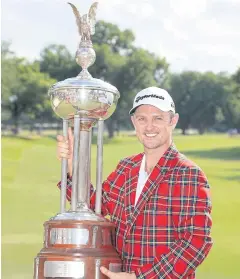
[33,2,122,278]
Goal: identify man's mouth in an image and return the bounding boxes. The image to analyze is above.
[145,133,158,138]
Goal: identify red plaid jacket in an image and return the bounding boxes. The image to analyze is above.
[58,144,213,279]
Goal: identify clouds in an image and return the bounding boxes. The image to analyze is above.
[169,0,208,18]
[2,0,240,73]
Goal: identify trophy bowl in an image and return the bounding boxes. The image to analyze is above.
[49,77,120,120]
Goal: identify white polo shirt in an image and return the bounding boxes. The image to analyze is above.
[135,155,150,206]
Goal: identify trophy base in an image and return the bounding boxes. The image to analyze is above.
[34,254,122,279]
[34,218,122,279]
[51,209,106,222]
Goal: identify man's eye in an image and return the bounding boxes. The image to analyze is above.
[138,118,144,121]
[156,117,163,120]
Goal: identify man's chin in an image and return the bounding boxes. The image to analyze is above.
[143,143,161,150]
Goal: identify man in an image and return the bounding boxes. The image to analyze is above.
[57,87,213,279]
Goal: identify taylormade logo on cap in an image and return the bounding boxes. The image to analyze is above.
[129,87,175,115]
[135,94,165,103]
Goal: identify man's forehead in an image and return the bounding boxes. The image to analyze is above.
[134,104,166,114]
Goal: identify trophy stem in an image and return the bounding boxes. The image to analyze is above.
[77,129,91,209]
[60,119,69,213]
[71,115,81,211]
[87,129,92,207]
[95,120,104,214]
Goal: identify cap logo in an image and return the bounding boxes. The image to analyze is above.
[135,94,165,103]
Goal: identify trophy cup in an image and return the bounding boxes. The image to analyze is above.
[33,2,122,278]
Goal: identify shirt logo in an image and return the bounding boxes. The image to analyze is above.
[135,94,165,103]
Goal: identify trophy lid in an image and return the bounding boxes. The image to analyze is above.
[49,76,120,97]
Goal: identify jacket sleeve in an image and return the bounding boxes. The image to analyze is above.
[57,161,124,217]
[57,173,73,202]
[135,171,213,279]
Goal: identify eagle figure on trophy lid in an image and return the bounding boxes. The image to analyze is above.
[68,2,98,42]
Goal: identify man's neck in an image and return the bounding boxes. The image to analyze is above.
[144,140,172,174]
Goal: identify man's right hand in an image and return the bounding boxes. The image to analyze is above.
[57,127,74,176]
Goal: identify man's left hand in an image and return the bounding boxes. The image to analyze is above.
[100,267,136,279]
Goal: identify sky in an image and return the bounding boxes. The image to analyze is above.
[2,0,240,74]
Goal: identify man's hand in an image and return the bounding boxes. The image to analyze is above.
[100,267,136,279]
[57,127,73,176]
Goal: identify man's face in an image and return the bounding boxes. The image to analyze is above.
[131,105,178,151]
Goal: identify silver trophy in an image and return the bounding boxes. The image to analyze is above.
[34,2,122,279]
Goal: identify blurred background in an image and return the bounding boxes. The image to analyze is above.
[1,0,240,278]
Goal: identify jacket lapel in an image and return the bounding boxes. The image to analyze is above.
[125,166,168,237]
[124,154,143,225]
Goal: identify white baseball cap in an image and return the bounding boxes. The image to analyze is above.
[129,87,175,115]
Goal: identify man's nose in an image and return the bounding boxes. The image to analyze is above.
[145,120,154,131]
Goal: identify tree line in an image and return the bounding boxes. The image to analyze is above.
[2,20,240,137]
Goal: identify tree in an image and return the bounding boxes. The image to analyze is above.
[221,68,240,130]
[169,72,200,134]
[191,72,228,134]
[1,43,56,134]
[93,20,135,54]
[232,67,240,84]
[1,41,19,108]
[169,71,228,134]
[39,44,77,81]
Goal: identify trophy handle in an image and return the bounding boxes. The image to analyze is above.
[71,115,81,211]
[95,120,104,214]
[60,119,69,213]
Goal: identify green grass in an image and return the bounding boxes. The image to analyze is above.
[2,133,240,279]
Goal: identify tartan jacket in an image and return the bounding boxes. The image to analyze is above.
[58,144,213,279]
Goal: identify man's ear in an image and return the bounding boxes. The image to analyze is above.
[171,113,179,129]
[131,115,136,129]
